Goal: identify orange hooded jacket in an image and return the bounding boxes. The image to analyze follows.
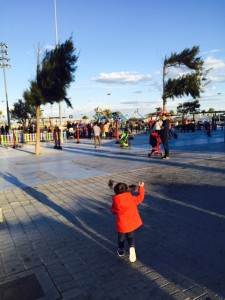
[111,186,145,233]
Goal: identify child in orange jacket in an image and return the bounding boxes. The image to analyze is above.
[109,180,145,262]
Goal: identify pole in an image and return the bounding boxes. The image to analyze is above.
[54,0,58,44]
[54,0,63,137]
[1,45,10,129]
[2,65,10,129]
[115,118,120,144]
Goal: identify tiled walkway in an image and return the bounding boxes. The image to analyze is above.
[0,129,225,299]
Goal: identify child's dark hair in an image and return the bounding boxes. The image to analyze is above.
[108,179,137,194]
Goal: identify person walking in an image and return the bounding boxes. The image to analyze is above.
[160,114,170,159]
[109,180,145,262]
[93,122,101,148]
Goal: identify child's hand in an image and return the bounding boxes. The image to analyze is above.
[138,182,144,187]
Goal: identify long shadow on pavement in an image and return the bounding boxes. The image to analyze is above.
[61,144,225,176]
[0,173,178,299]
[1,159,225,298]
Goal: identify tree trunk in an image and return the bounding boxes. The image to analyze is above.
[22,120,26,133]
[35,105,41,155]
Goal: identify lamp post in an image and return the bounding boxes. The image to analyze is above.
[53,0,62,128]
[0,43,11,130]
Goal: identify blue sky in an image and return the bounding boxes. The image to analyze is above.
[1,0,225,119]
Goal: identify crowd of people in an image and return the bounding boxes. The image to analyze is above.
[65,119,148,140]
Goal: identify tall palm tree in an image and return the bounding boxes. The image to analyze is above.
[162,46,209,113]
[24,37,79,155]
[37,38,78,106]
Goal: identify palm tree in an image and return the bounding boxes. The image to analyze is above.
[37,37,78,106]
[162,46,209,113]
[24,38,79,155]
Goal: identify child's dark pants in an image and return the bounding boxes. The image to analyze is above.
[118,231,134,249]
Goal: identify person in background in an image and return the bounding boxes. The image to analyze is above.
[160,114,170,160]
[93,122,101,148]
[87,123,92,139]
[103,121,110,139]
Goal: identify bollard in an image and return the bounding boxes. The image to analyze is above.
[115,118,120,144]
[76,126,81,144]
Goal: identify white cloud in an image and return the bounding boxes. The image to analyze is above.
[120,100,153,105]
[204,57,225,85]
[207,73,225,83]
[92,71,152,84]
[204,57,225,70]
[202,49,224,55]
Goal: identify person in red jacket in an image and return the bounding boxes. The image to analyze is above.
[109,180,145,262]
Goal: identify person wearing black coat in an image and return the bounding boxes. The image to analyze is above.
[160,114,170,160]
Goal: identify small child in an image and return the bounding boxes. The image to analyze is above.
[109,179,145,262]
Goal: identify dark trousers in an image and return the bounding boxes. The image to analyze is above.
[118,231,134,249]
[162,137,169,157]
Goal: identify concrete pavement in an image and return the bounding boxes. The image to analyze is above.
[0,129,225,299]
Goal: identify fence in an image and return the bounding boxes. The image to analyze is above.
[0,131,67,145]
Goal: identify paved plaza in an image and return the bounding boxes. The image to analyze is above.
[0,129,225,299]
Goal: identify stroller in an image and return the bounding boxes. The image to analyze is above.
[148,132,163,157]
[120,132,131,147]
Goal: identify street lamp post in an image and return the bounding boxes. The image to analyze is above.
[53,0,62,128]
[0,43,11,130]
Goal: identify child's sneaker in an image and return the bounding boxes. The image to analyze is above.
[129,247,136,262]
[117,249,125,257]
